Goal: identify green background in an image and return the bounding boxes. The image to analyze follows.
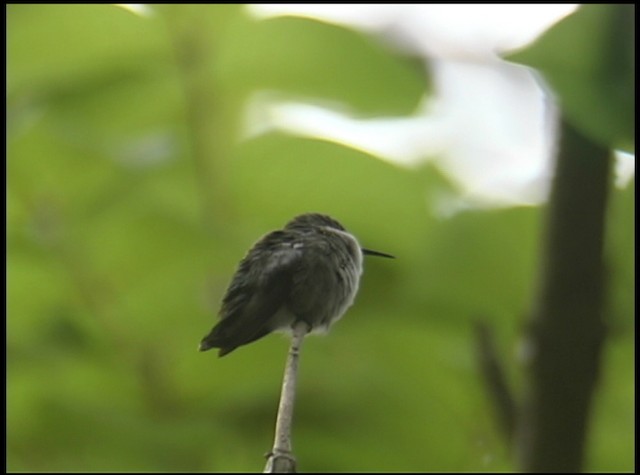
[7,4,634,472]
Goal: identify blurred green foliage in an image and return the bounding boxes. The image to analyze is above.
[7,4,634,472]
[508,4,635,153]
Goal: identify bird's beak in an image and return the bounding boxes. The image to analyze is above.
[362,248,395,259]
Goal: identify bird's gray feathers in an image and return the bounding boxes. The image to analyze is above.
[199,230,304,356]
[199,213,369,357]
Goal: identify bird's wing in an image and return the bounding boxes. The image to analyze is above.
[200,230,303,355]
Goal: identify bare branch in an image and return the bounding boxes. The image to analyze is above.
[474,319,517,446]
[264,321,310,473]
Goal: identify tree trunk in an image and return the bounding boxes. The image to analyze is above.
[517,118,612,472]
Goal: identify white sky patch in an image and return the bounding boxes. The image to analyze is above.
[244,94,448,165]
[614,151,635,188]
[113,4,153,17]
[248,4,578,58]
[244,4,633,209]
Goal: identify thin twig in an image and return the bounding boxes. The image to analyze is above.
[474,319,517,447]
[264,321,310,473]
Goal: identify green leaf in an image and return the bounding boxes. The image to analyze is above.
[7,4,169,94]
[217,16,429,116]
[506,4,634,152]
[228,133,434,256]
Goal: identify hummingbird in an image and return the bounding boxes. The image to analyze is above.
[199,213,394,356]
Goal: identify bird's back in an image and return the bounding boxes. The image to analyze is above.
[199,214,365,356]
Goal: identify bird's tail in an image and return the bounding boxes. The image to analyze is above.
[198,331,237,357]
[199,317,272,357]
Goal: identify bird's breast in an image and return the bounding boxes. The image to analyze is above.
[285,238,362,333]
